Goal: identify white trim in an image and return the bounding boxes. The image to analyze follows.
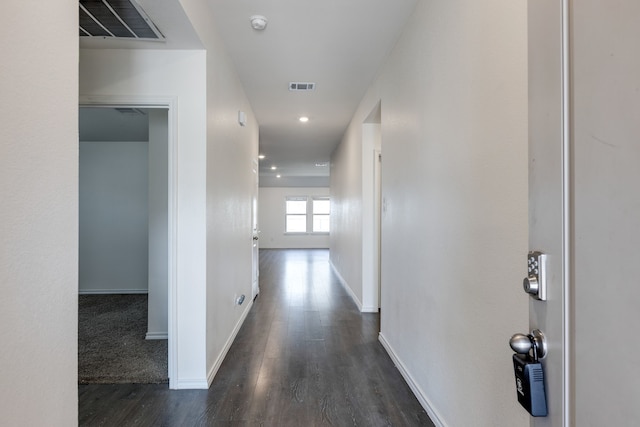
[79,95,179,389]
[79,95,176,109]
[329,260,377,312]
[561,1,572,425]
[167,100,179,391]
[173,378,209,389]
[79,140,148,145]
[378,333,447,427]
[206,298,254,386]
[79,289,148,295]
[145,332,168,340]
[329,260,365,312]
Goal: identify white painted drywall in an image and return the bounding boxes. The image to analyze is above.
[330,119,381,313]
[0,1,78,425]
[571,2,640,425]
[177,0,260,385]
[259,187,330,249]
[79,141,149,293]
[330,119,364,306]
[331,1,529,426]
[80,48,208,387]
[147,109,169,339]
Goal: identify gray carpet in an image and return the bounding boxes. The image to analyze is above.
[78,294,168,384]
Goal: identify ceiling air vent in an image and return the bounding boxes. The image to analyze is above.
[79,0,164,41]
[115,107,146,116]
[289,82,316,91]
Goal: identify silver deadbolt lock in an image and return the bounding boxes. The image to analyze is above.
[524,251,546,301]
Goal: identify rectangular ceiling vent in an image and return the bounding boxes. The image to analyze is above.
[115,107,146,116]
[289,82,316,91]
[79,0,164,41]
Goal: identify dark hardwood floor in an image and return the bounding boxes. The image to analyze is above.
[79,249,434,426]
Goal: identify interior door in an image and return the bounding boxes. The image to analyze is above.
[251,160,260,299]
[527,1,568,425]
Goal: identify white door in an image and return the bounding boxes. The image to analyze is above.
[527,2,567,425]
[251,160,260,299]
[528,1,640,425]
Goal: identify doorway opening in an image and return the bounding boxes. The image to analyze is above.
[78,100,176,386]
[362,102,382,316]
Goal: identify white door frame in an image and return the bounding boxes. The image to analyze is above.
[560,1,571,424]
[251,159,260,299]
[79,95,178,388]
[373,149,382,310]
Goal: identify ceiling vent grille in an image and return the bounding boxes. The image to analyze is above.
[115,107,146,116]
[79,0,164,41]
[289,82,316,91]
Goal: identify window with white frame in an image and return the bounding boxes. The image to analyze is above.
[285,196,330,233]
[312,198,330,232]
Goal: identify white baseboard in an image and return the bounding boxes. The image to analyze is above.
[79,289,148,295]
[145,332,168,340]
[329,261,364,312]
[206,297,254,387]
[378,333,447,427]
[174,378,209,389]
[361,305,379,313]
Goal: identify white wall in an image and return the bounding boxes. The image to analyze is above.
[177,0,260,386]
[329,117,381,313]
[330,119,364,305]
[80,48,209,388]
[0,1,78,425]
[259,187,330,249]
[572,2,640,425]
[331,1,529,426]
[79,141,149,293]
[147,109,169,339]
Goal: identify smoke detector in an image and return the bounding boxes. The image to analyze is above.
[250,15,268,31]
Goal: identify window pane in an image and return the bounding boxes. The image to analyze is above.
[313,199,330,214]
[286,215,307,232]
[286,200,307,215]
[313,214,330,232]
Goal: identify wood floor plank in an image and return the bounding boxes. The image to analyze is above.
[79,249,434,426]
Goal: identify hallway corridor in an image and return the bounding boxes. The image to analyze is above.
[79,249,433,426]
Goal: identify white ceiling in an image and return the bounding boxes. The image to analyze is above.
[207,0,417,186]
[79,0,418,186]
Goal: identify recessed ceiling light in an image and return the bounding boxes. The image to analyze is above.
[258,154,265,160]
[299,116,309,123]
[271,166,277,170]
[249,15,268,31]
[276,174,281,178]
